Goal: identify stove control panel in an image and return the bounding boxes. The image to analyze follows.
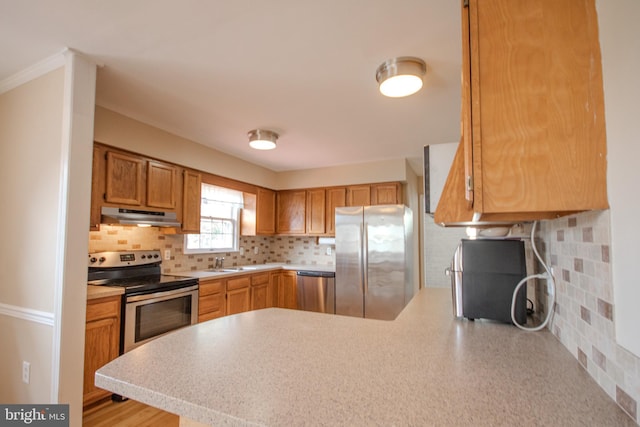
[88,250,162,268]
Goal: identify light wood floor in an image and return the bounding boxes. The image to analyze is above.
[83,398,179,427]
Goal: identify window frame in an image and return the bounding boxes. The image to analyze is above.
[183,184,242,254]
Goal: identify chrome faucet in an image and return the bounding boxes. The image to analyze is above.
[214,257,225,269]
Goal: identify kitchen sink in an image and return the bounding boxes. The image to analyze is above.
[208,266,257,272]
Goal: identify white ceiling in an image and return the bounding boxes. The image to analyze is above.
[0,0,461,173]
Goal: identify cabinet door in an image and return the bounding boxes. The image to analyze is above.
[105,151,143,206]
[346,185,370,207]
[269,272,281,307]
[435,0,608,225]
[83,296,120,407]
[182,169,202,233]
[306,188,326,235]
[279,271,297,310]
[325,187,346,236]
[199,293,226,321]
[468,0,607,215]
[227,287,250,315]
[256,188,276,235]
[371,183,402,205]
[251,283,269,311]
[277,190,306,234]
[147,160,177,209]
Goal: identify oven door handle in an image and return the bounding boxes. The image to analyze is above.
[125,285,199,303]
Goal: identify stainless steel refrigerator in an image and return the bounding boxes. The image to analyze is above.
[335,205,414,320]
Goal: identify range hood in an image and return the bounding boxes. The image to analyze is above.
[101,207,181,228]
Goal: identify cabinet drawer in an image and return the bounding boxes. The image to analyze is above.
[199,279,225,296]
[251,272,269,286]
[199,293,225,316]
[86,296,120,322]
[227,276,251,291]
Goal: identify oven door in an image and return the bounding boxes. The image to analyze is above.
[124,285,198,353]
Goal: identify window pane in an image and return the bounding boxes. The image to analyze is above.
[184,183,242,254]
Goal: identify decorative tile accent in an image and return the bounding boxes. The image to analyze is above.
[539,210,640,424]
[602,245,610,263]
[578,348,588,368]
[598,298,614,321]
[580,306,591,325]
[617,386,638,421]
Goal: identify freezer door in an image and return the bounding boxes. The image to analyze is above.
[335,206,364,317]
[364,205,407,320]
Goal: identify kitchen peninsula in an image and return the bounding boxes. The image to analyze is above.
[96,288,634,426]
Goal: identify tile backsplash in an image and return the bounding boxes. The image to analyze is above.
[88,225,335,273]
[539,210,638,423]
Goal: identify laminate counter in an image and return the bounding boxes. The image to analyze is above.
[95,288,634,426]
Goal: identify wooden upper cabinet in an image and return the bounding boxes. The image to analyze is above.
[146,160,177,209]
[371,182,402,205]
[277,190,306,234]
[182,169,201,233]
[256,188,276,235]
[346,185,371,206]
[105,151,143,206]
[435,0,608,225]
[306,188,326,235]
[325,187,346,236]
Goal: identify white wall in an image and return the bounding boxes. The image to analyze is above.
[597,0,640,357]
[0,51,96,427]
[0,65,65,403]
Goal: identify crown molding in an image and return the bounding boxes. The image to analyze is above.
[0,48,68,95]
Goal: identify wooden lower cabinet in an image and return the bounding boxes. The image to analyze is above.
[198,270,297,322]
[83,295,121,408]
[250,272,271,311]
[270,270,297,309]
[226,276,251,315]
[198,279,226,322]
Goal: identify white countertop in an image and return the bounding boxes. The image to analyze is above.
[168,263,334,280]
[95,288,634,426]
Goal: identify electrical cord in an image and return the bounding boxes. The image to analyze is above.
[511,220,556,332]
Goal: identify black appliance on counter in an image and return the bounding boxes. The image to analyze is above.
[448,239,527,324]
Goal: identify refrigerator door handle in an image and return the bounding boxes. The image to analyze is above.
[362,222,368,295]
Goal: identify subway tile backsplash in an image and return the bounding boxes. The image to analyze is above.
[88,226,335,273]
[540,210,639,423]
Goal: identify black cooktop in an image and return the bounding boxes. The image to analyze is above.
[88,274,198,296]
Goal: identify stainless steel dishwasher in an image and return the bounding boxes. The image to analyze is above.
[296,271,336,314]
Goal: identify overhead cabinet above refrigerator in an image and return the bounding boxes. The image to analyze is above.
[335,205,414,320]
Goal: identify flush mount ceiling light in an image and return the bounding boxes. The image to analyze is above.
[376,56,427,98]
[248,129,278,150]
